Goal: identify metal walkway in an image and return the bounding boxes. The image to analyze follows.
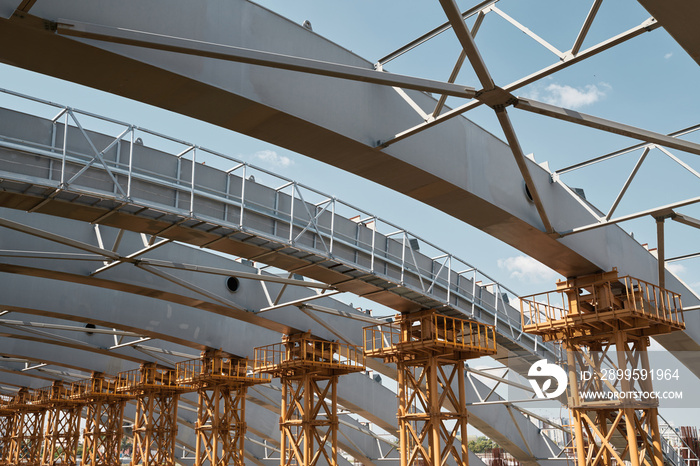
[0,88,555,367]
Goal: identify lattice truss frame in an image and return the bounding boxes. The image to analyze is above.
[42,403,82,466]
[565,333,665,466]
[364,310,497,466]
[194,385,247,466]
[280,374,338,466]
[131,392,179,466]
[397,357,469,466]
[0,413,12,463]
[82,399,126,466]
[521,270,685,466]
[8,409,45,466]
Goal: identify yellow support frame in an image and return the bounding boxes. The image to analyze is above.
[39,381,83,466]
[254,333,365,466]
[71,373,129,466]
[117,363,181,466]
[7,388,45,466]
[0,398,13,465]
[176,350,270,466]
[364,310,497,466]
[82,400,126,466]
[520,270,685,466]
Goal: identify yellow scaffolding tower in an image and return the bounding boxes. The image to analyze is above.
[6,387,45,466]
[117,363,182,466]
[34,381,83,466]
[364,309,497,466]
[70,373,130,466]
[0,395,14,465]
[254,333,365,466]
[521,269,686,466]
[176,350,270,466]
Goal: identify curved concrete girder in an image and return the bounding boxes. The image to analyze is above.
[0,208,544,373]
[0,326,158,367]
[0,208,400,368]
[0,275,566,466]
[0,331,394,466]
[0,272,402,431]
[0,337,398,466]
[636,0,700,65]
[0,0,692,295]
[0,362,65,389]
[0,336,139,375]
[0,210,566,463]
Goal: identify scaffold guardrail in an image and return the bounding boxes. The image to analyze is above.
[116,365,180,393]
[70,375,128,400]
[364,311,497,358]
[254,337,364,375]
[176,355,270,387]
[521,273,685,332]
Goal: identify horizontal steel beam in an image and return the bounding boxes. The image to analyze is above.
[56,20,477,99]
[673,213,700,230]
[140,258,334,289]
[514,97,700,156]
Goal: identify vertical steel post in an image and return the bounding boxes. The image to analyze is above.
[656,217,665,290]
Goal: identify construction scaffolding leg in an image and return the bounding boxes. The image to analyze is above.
[83,399,126,466]
[280,373,338,466]
[131,392,179,466]
[567,334,665,466]
[0,414,12,464]
[397,355,469,466]
[41,404,82,466]
[8,409,45,466]
[194,385,246,466]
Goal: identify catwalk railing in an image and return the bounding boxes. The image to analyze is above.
[0,87,553,359]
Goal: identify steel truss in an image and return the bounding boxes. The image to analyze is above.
[117,363,181,466]
[72,373,129,466]
[364,310,497,466]
[39,381,82,466]
[254,333,365,466]
[0,407,12,465]
[7,388,45,466]
[521,270,686,466]
[175,350,270,466]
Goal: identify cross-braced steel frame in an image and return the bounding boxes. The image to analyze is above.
[72,373,129,466]
[255,333,365,466]
[7,388,45,466]
[0,410,12,465]
[118,363,181,466]
[83,400,126,466]
[521,270,686,466]
[176,350,270,466]
[364,310,497,466]
[39,381,82,466]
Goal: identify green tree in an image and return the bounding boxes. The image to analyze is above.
[468,436,498,453]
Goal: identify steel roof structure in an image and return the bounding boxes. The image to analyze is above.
[0,0,698,465]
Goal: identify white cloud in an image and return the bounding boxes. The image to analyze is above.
[497,255,559,284]
[253,150,293,168]
[664,52,673,59]
[531,83,610,109]
[667,263,686,276]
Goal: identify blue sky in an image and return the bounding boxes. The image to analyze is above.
[3,0,698,296]
[0,0,698,428]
